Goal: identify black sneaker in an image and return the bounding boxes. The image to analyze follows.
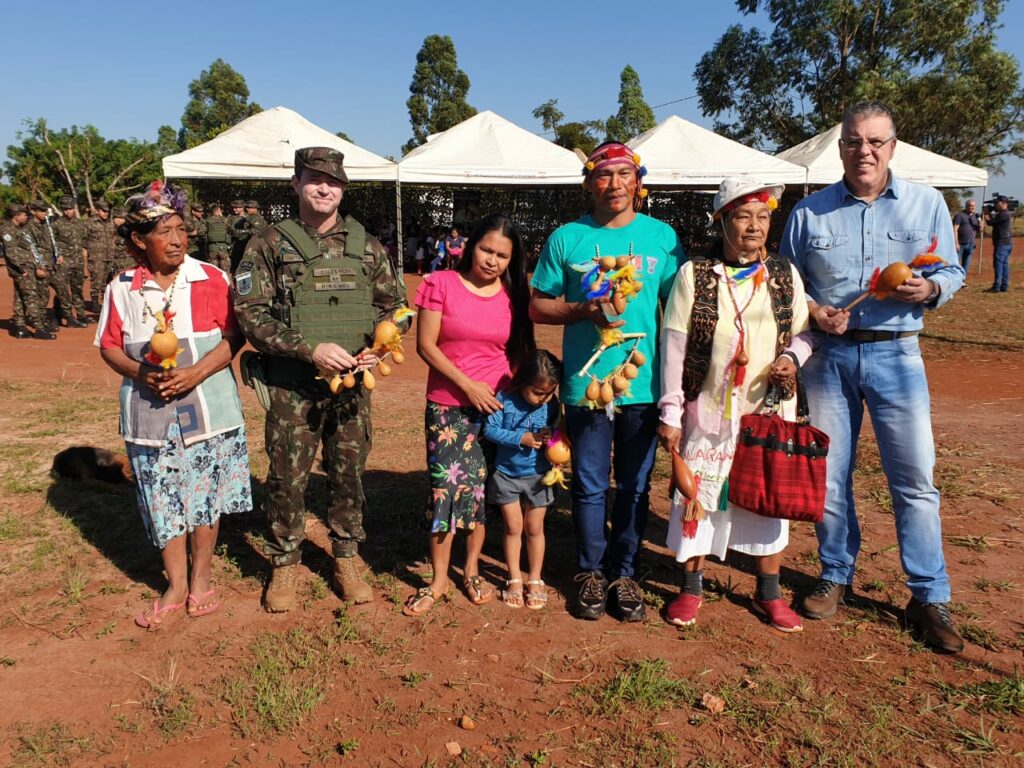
[573,571,607,620]
[33,328,56,340]
[11,327,30,339]
[608,576,646,622]
[66,317,88,328]
[906,598,964,654]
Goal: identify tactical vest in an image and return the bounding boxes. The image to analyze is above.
[206,217,230,247]
[274,216,376,353]
[682,249,795,402]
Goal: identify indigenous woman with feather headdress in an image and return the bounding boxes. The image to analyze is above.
[95,182,251,630]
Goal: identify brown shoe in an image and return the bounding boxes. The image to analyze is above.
[333,556,373,604]
[264,564,299,613]
[802,580,846,619]
[906,598,964,654]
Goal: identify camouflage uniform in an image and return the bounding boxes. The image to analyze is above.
[204,211,233,272]
[186,205,208,261]
[233,150,407,568]
[28,206,72,325]
[228,200,252,272]
[1,207,50,335]
[84,201,117,307]
[245,200,268,234]
[53,196,90,321]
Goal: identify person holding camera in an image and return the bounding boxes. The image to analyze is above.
[984,196,1012,293]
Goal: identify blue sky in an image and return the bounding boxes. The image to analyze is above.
[5,0,1023,200]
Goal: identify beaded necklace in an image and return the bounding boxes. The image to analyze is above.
[139,266,181,328]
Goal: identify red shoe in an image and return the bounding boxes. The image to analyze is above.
[666,592,702,626]
[753,598,803,633]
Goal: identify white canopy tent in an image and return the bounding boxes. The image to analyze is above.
[629,115,807,187]
[162,106,396,181]
[777,124,989,187]
[397,110,583,185]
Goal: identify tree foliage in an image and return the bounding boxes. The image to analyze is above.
[532,99,565,134]
[605,65,656,142]
[694,0,1024,171]
[554,121,606,156]
[403,35,476,155]
[179,59,262,149]
[3,118,174,210]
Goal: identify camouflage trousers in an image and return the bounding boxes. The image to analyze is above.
[264,380,372,565]
[65,258,88,316]
[89,258,112,306]
[37,265,71,321]
[11,271,46,329]
[207,247,231,273]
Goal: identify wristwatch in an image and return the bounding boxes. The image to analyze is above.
[925,279,940,302]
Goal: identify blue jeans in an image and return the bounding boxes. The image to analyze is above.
[565,404,659,579]
[957,242,975,273]
[803,334,951,603]
[993,242,1012,290]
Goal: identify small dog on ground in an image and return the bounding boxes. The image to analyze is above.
[51,446,134,485]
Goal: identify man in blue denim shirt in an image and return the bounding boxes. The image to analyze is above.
[780,101,965,653]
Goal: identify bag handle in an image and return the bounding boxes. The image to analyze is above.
[763,367,812,423]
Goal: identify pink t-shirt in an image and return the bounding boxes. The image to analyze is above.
[414,269,512,407]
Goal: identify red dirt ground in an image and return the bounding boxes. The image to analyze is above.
[0,249,1022,768]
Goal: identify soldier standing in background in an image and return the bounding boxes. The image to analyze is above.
[84,199,117,310]
[28,200,72,328]
[204,203,232,272]
[245,199,267,233]
[232,147,409,613]
[111,206,134,273]
[53,195,92,325]
[186,202,208,261]
[229,198,253,271]
[2,203,54,339]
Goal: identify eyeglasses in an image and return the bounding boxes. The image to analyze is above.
[839,136,896,153]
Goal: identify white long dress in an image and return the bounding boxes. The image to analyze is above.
[659,258,811,563]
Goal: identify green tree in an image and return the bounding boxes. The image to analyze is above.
[532,99,565,134]
[179,59,262,149]
[554,121,605,156]
[605,65,656,142]
[336,130,353,143]
[694,0,1024,171]
[403,35,476,154]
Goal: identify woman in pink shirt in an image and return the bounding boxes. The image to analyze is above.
[404,214,534,616]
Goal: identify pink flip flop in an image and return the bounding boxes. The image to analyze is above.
[186,589,221,618]
[135,599,185,630]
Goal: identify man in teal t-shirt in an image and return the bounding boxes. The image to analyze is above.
[530,142,685,622]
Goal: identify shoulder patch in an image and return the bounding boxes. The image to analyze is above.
[235,260,254,296]
[2,233,11,242]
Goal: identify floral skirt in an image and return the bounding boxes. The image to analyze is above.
[127,423,252,549]
[424,401,489,533]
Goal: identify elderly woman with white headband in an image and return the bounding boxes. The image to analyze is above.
[657,178,812,633]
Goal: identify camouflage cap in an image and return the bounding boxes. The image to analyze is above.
[111,206,126,218]
[29,200,48,211]
[294,146,348,184]
[191,202,205,212]
[7,203,29,217]
[230,199,244,208]
[94,199,111,212]
[59,195,76,209]
[245,199,259,208]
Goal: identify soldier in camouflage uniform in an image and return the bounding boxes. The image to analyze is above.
[28,201,73,328]
[233,147,409,613]
[85,199,117,310]
[186,202,208,261]
[53,195,91,325]
[2,204,55,339]
[245,199,268,233]
[228,199,253,271]
[111,207,135,274]
[204,203,232,272]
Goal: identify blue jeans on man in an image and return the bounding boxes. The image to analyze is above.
[564,404,659,579]
[957,242,975,273]
[803,334,951,604]
[992,242,1012,291]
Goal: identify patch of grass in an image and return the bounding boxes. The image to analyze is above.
[402,671,431,688]
[936,671,1024,715]
[306,574,329,602]
[0,513,18,541]
[974,578,1016,592]
[12,722,97,767]
[139,659,197,740]
[947,534,990,552]
[58,566,90,605]
[580,658,695,716]
[952,716,1000,755]
[960,622,1002,651]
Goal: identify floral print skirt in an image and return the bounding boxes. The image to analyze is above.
[424,401,489,533]
[127,422,252,549]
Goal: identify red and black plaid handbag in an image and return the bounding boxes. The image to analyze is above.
[727,369,829,523]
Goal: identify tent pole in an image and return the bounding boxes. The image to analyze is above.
[395,170,404,280]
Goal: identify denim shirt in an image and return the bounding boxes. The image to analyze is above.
[780,175,964,332]
[483,391,559,478]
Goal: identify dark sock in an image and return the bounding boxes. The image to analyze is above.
[756,573,781,601]
[681,570,703,597]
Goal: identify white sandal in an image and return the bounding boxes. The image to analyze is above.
[503,578,524,608]
[525,580,548,610]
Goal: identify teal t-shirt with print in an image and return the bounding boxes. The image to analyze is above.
[531,213,685,406]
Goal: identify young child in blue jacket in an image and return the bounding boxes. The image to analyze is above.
[483,350,562,609]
